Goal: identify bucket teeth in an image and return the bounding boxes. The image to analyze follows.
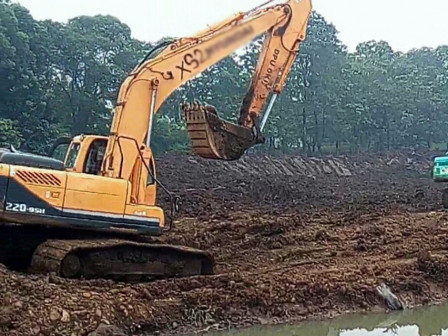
[182,101,218,115]
[182,100,213,119]
[181,102,190,111]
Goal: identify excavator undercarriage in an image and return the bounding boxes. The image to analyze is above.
[0,225,214,281]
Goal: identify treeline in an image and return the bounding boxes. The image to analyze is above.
[2,0,448,156]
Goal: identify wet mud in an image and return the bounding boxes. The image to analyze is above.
[1,150,448,336]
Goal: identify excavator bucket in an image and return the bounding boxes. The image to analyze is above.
[182,102,257,161]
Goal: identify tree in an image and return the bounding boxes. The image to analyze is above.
[2,1,448,156]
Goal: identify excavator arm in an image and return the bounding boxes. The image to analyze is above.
[101,0,312,183]
[183,0,311,160]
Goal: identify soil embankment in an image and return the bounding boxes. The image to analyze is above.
[2,150,448,336]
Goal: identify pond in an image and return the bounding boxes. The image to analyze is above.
[200,302,448,336]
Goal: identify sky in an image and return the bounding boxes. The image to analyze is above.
[14,0,448,53]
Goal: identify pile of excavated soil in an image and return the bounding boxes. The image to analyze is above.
[156,150,437,218]
[1,150,448,336]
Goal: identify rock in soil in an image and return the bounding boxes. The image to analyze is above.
[376,283,404,310]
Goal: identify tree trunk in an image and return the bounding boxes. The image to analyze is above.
[320,107,325,155]
[302,107,307,154]
[385,112,390,151]
[313,109,319,154]
[426,108,432,149]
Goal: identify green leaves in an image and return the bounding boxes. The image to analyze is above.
[1,2,448,156]
[0,2,150,152]
[0,119,22,148]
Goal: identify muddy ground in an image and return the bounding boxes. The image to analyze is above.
[2,150,448,336]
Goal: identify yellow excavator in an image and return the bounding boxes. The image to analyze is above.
[0,0,312,280]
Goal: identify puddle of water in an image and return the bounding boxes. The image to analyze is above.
[201,302,448,336]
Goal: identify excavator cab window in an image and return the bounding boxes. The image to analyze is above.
[65,143,80,169]
[52,144,69,162]
[48,137,72,163]
[84,139,107,175]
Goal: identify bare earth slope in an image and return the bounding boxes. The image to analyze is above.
[2,150,448,336]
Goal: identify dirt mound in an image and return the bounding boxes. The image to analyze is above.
[157,151,437,219]
[1,150,447,336]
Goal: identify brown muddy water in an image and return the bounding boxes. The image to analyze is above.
[198,302,448,336]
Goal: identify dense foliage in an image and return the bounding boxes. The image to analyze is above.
[1,2,448,156]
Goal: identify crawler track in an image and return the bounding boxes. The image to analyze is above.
[29,239,214,280]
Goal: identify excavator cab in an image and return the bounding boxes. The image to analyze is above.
[182,102,263,161]
[48,135,109,175]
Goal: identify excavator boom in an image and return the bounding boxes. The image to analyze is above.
[102,0,312,179]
